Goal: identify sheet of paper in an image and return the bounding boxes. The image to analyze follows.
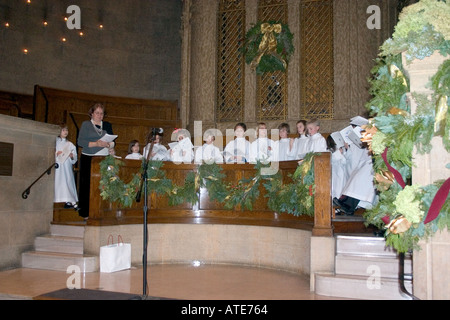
[348,130,363,148]
[331,132,345,149]
[100,134,118,143]
[339,125,354,144]
[56,143,72,163]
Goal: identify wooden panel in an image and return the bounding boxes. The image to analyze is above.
[0,91,33,118]
[33,85,180,158]
[70,155,333,236]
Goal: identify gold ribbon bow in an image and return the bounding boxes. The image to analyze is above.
[250,23,286,70]
[389,64,407,87]
[434,95,448,137]
[386,215,412,235]
[388,107,409,117]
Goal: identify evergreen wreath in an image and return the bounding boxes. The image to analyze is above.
[362,0,450,253]
[240,21,294,75]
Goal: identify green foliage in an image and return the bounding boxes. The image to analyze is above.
[99,156,317,217]
[363,1,450,252]
[381,0,450,62]
[265,153,316,216]
[240,21,294,75]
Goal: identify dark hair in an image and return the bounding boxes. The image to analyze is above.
[127,140,139,154]
[88,103,106,118]
[278,122,290,134]
[234,122,247,131]
[326,135,336,153]
[296,120,308,136]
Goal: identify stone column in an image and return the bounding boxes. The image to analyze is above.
[402,51,450,300]
[187,0,218,133]
[180,0,192,129]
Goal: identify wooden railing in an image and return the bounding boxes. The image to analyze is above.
[82,153,333,236]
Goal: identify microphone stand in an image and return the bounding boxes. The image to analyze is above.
[133,132,156,299]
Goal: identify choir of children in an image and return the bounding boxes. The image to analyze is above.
[120,117,374,216]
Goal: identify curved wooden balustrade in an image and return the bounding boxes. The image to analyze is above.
[77,153,333,236]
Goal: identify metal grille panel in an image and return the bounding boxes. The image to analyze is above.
[257,0,288,121]
[300,0,334,120]
[216,0,246,123]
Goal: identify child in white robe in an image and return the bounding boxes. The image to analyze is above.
[291,120,309,160]
[195,129,223,164]
[276,122,295,161]
[327,135,348,199]
[169,128,194,164]
[305,119,327,153]
[143,134,169,161]
[343,116,370,178]
[223,123,250,163]
[54,124,79,210]
[333,119,376,215]
[249,123,278,163]
[125,140,143,160]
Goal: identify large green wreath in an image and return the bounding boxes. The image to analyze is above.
[240,21,294,75]
[362,0,450,253]
[98,153,316,217]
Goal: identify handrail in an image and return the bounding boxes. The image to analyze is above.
[22,163,58,199]
[399,252,419,300]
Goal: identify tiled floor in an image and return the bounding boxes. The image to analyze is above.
[0,263,341,300]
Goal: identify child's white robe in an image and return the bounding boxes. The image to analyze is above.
[54,138,78,204]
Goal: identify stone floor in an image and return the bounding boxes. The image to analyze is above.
[0,263,344,300]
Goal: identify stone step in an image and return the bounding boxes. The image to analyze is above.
[336,235,399,257]
[50,224,85,238]
[34,235,84,255]
[21,251,98,273]
[335,253,412,279]
[315,272,413,300]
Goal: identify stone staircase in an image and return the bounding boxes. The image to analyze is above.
[315,234,413,300]
[22,224,98,272]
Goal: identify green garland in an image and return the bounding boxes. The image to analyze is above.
[98,154,316,216]
[363,0,450,253]
[240,21,294,75]
[380,0,450,62]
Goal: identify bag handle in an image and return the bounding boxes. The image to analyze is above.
[107,234,124,245]
[107,234,114,245]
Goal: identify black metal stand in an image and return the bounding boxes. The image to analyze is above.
[132,135,156,300]
[399,251,419,300]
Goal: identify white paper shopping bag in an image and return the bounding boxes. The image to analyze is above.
[100,235,131,273]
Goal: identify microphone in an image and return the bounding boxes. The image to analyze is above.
[151,127,164,135]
